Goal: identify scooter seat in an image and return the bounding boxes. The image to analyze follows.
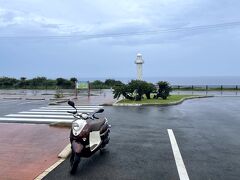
[89,118,106,131]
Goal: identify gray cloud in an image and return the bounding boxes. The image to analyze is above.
[1,0,240,78]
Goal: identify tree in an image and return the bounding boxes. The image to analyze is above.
[70,77,77,83]
[113,84,134,100]
[155,81,172,100]
[90,80,107,89]
[56,78,65,87]
[20,77,26,81]
[127,80,146,101]
[0,77,18,88]
[104,79,124,87]
[112,80,156,101]
[17,77,27,88]
[56,78,72,89]
[45,79,56,88]
[144,83,157,99]
[70,77,78,88]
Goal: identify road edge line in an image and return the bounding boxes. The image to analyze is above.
[167,129,190,180]
[34,158,65,180]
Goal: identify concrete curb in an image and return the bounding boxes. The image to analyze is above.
[48,99,69,105]
[49,98,70,101]
[3,97,22,100]
[49,122,71,128]
[100,103,114,106]
[25,98,45,100]
[58,143,71,158]
[113,95,214,107]
[112,97,125,106]
[56,99,69,103]
[113,103,142,106]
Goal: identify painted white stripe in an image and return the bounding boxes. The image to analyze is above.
[19,111,70,115]
[0,117,72,123]
[34,159,65,180]
[168,129,190,180]
[40,107,101,110]
[0,100,20,103]
[6,114,73,119]
[30,109,95,112]
[44,106,103,108]
[18,100,44,105]
[18,101,31,105]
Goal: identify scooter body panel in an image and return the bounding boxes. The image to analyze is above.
[72,140,84,153]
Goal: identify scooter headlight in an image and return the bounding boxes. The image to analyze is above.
[72,122,80,131]
[72,120,87,137]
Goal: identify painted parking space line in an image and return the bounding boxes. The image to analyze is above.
[168,129,190,180]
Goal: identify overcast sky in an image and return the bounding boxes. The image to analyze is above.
[1,0,240,80]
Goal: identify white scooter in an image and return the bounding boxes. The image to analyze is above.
[67,101,111,174]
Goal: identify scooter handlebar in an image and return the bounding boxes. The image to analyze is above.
[67,111,77,114]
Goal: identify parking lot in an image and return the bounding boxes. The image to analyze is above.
[40,97,240,180]
[0,97,239,180]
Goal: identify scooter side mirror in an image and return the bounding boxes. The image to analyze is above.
[96,108,104,113]
[68,100,75,108]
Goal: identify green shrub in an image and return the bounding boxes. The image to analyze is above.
[155,81,172,100]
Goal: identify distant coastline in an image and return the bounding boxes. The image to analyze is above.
[79,76,240,85]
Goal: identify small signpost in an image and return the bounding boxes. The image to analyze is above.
[75,81,90,98]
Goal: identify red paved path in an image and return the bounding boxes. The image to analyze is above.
[0,123,69,180]
[0,90,116,180]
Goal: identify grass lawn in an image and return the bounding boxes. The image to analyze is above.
[117,94,203,105]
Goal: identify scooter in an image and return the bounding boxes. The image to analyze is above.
[67,100,111,174]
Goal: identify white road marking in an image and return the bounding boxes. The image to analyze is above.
[19,111,70,115]
[18,101,37,105]
[30,109,95,112]
[44,106,103,108]
[34,159,65,180]
[6,114,73,118]
[168,129,190,180]
[18,101,31,105]
[40,107,101,110]
[0,105,103,124]
[0,117,72,123]
[0,100,20,103]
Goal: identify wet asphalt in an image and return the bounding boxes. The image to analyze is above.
[42,97,240,180]
[0,99,49,116]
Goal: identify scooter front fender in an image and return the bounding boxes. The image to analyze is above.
[72,141,84,154]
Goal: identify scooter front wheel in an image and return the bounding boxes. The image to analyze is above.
[70,153,81,174]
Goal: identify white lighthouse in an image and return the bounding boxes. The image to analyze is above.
[135,53,144,80]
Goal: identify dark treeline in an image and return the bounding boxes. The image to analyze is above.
[0,77,77,89]
[90,79,124,89]
[0,77,124,89]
